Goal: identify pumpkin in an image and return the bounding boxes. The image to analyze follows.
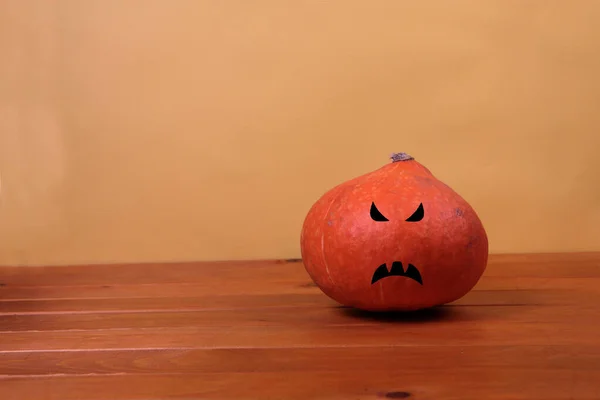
[300,152,488,311]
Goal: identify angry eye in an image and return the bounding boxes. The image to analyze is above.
[370,202,424,222]
[370,202,389,221]
[405,203,424,222]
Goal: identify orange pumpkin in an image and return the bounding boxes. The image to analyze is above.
[300,152,488,311]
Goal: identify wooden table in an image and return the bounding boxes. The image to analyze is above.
[0,252,599,399]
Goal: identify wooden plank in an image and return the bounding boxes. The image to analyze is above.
[1,276,599,302]
[1,369,599,400]
[1,252,598,288]
[1,301,599,332]
[0,282,317,301]
[0,321,599,352]
[0,293,333,314]
[0,259,303,287]
[1,345,599,377]
[486,251,600,265]
[0,289,591,314]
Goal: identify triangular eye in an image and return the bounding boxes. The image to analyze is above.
[406,203,424,222]
[370,202,389,221]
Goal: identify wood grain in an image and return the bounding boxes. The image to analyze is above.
[2,345,600,376]
[0,253,599,399]
[0,288,591,314]
[0,321,599,352]
[2,369,600,400]
[1,303,600,332]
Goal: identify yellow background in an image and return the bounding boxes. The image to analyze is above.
[1,1,599,266]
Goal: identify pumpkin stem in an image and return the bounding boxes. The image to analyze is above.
[390,152,414,162]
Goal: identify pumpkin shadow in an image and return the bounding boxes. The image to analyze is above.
[336,305,457,323]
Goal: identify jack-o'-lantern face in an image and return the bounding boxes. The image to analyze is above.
[368,202,424,285]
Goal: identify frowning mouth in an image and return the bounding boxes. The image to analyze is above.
[371,261,423,285]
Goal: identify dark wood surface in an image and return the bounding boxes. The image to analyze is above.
[1,252,599,399]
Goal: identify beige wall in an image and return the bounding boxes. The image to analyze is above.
[1,1,599,266]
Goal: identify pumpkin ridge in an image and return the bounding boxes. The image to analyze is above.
[318,184,351,295]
